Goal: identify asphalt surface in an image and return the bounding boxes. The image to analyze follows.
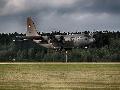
[0,62,120,64]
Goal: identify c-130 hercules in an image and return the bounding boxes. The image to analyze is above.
[14,17,95,51]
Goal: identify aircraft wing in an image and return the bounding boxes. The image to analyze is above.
[13,36,44,42]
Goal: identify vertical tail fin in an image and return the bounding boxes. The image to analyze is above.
[26,17,39,36]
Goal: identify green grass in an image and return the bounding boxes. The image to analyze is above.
[0,63,120,90]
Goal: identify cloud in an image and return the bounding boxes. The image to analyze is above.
[1,0,120,16]
[0,0,77,16]
[55,0,120,16]
[0,0,120,33]
[0,18,24,33]
[80,0,120,13]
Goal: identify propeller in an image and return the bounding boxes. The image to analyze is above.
[48,35,65,51]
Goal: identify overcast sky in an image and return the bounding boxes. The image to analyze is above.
[0,0,120,33]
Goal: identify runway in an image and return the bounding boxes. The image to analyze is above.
[0,62,120,64]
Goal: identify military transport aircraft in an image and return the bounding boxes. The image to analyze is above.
[13,17,95,51]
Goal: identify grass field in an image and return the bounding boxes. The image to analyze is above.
[0,63,120,90]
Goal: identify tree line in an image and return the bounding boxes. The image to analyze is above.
[0,31,120,62]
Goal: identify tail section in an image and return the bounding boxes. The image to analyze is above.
[26,17,39,36]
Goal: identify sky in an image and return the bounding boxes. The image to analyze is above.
[0,0,120,33]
